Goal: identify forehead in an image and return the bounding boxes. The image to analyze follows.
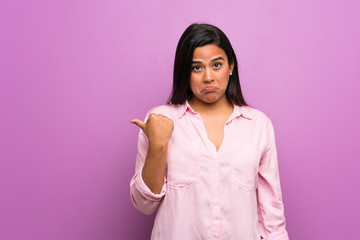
[192,44,227,60]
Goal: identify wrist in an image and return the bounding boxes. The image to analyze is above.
[148,142,168,152]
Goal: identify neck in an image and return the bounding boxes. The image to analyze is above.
[188,96,233,115]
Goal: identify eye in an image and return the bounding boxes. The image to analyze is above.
[192,65,202,72]
[213,62,222,69]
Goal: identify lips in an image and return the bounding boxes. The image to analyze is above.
[202,86,217,93]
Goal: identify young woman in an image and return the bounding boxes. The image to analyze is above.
[130,23,289,240]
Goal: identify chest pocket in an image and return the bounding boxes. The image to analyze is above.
[230,143,261,190]
[166,141,200,190]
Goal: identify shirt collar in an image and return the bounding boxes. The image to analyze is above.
[227,104,253,123]
[176,100,253,121]
[176,100,197,119]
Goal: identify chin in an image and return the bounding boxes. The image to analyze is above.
[202,97,220,104]
[193,92,223,104]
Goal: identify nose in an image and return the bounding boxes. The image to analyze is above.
[203,68,214,83]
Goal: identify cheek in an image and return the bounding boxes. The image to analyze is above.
[189,77,201,91]
[218,73,230,86]
[189,81,196,96]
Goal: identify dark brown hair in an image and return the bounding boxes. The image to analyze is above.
[168,23,248,106]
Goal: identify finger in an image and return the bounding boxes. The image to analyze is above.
[130,119,146,130]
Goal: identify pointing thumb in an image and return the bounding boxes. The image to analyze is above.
[130,119,146,130]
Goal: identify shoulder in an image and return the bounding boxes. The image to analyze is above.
[242,105,272,123]
[242,106,277,140]
[144,104,182,121]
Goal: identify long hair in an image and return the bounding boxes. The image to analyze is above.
[168,23,248,106]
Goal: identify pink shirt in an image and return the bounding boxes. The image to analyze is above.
[130,101,289,240]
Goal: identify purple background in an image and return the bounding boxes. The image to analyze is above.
[1,0,359,239]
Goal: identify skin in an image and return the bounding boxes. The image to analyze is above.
[188,44,234,151]
[131,44,234,193]
[131,114,173,194]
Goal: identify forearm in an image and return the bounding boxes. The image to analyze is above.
[141,143,167,194]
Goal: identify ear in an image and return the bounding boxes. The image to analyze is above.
[229,60,235,74]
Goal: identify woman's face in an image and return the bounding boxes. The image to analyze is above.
[189,44,234,105]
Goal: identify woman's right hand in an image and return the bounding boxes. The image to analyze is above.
[131,113,173,194]
[131,113,174,147]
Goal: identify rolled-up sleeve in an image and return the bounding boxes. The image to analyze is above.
[130,127,167,215]
[257,119,289,240]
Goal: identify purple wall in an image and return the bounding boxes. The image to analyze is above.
[1,0,359,239]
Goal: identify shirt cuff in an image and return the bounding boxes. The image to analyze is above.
[134,169,167,201]
[262,230,289,240]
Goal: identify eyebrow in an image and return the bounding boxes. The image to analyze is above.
[192,57,225,64]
